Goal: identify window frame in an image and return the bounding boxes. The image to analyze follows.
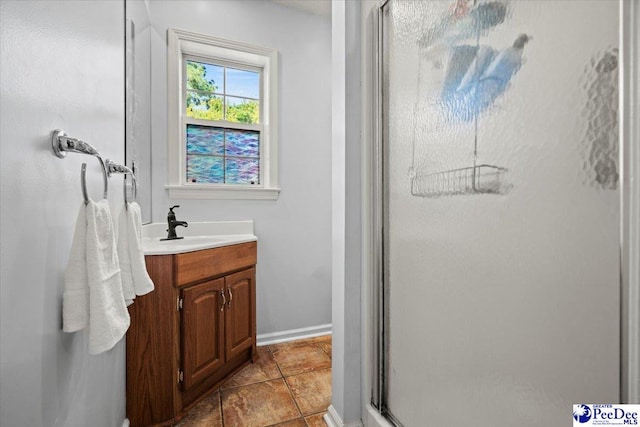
[167,28,280,200]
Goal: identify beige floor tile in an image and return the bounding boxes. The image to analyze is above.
[268,339,313,352]
[310,335,331,344]
[308,335,331,358]
[176,391,222,427]
[285,369,332,416]
[305,412,328,427]
[221,347,281,389]
[271,342,331,377]
[221,378,300,427]
[318,341,331,358]
[268,418,307,427]
[180,338,332,426]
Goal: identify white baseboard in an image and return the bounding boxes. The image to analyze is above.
[325,405,364,427]
[256,324,332,346]
[324,406,341,427]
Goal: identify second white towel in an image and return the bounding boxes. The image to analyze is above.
[117,201,154,305]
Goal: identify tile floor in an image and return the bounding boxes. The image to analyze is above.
[177,335,332,427]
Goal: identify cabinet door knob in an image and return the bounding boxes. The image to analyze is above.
[220,289,226,311]
[228,288,233,308]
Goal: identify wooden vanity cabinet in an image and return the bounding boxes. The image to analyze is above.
[126,242,257,427]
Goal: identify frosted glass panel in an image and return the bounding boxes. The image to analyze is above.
[186,125,224,155]
[186,125,260,185]
[382,1,620,426]
[186,154,224,183]
[225,158,259,185]
[225,129,260,157]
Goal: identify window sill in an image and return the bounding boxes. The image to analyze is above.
[165,185,281,200]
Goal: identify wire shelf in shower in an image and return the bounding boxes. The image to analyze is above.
[411,164,508,198]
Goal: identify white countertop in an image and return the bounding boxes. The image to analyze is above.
[141,221,257,255]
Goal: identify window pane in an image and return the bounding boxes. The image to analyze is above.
[225,129,260,157]
[225,96,259,124]
[186,91,224,120]
[186,155,224,183]
[226,67,260,99]
[186,60,223,93]
[225,158,260,185]
[186,125,224,155]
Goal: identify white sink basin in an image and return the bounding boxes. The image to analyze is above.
[141,221,256,255]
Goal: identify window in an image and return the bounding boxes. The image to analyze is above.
[184,59,261,185]
[167,29,279,200]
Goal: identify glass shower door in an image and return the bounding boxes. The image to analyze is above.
[379,1,621,425]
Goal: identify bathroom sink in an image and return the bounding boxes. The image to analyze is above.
[141,221,257,255]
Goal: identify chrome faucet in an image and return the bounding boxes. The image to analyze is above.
[162,205,188,240]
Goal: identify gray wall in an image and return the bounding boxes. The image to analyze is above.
[0,1,126,426]
[147,1,332,336]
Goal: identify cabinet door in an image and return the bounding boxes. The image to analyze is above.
[181,278,225,390]
[225,268,255,360]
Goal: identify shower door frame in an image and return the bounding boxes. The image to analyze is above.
[368,1,640,425]
[370,0,398,423]
[620,0,640,406]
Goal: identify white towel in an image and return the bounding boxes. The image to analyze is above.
[85,199,130,354]
[126,202,154,296]
[117,207,136,306]
[63,200,130,354]
[116,202,154,304]
[62,203,89,332]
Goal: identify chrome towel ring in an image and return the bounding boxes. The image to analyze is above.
[105,159,138,207]
[80,160,109,204]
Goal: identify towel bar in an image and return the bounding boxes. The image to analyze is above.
[51,129,137,204]
[51,129,100,159]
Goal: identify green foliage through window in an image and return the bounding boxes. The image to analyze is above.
[185,60,260,124]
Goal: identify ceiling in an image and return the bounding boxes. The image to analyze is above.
[271,0,332,17]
